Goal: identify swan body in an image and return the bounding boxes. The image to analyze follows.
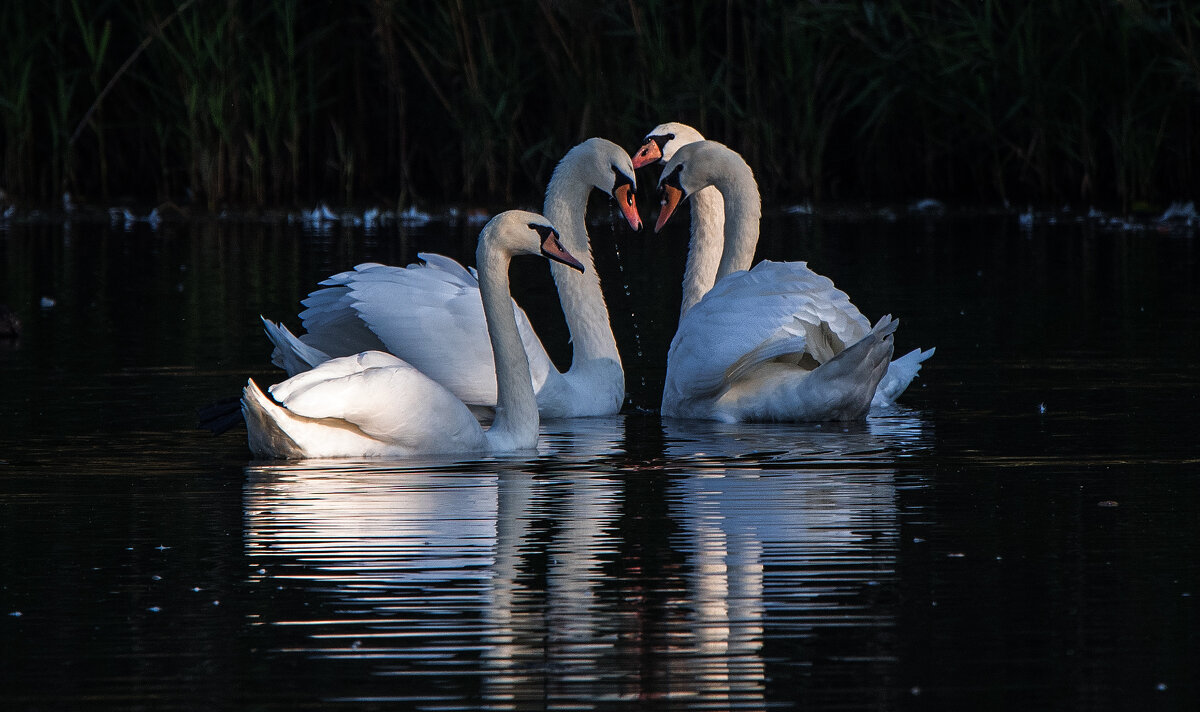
[264,138,642,418]
[241,211,583,459]
[641,127,934,410]
[654,140,916,422]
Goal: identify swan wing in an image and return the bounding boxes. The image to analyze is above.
[292,264,391,359]
[294,259,560,406]
[262,317,332,376]
[342,258,558,405]
[710,316,896,422]
[665,261,872,399]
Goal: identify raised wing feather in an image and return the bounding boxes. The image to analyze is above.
[294,259,560,406]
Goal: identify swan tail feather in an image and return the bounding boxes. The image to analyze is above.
[785,314,895,420]
[261,316,332,376]
[241,378,305,459]
[872,345,936,407]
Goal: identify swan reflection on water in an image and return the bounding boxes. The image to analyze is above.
[242,410,927,707]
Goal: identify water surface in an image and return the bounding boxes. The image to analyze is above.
[1,209,1197,710]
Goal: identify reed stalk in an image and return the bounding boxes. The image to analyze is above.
[1,0,1197,212]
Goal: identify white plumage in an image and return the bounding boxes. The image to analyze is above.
[263,138,642,418]
[241,210,583,459]
[650,139,932,422]
[635,127,934,417]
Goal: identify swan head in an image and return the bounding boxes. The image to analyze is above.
[632,122,706,168]
[481,210,584,273]
[653,140,750,233]
[555,138,643,232]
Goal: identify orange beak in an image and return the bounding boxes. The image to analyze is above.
[540,232,585,272]
[655,184,684,233]
[613,183,643,232]
[632,140,662,169]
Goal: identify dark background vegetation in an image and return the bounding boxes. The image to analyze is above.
[3,0,1199,213]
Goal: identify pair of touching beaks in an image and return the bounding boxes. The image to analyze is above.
[620,134,688,235]
[544,132,690,270]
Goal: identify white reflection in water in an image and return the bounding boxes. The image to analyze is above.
[243,411,926,708]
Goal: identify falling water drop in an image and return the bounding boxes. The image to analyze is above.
[610,206,646,403]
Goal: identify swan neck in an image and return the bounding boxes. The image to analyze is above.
[543,170,621,370]
[713,161,761,282]
[477,243,538,448]
[679,185,724,317]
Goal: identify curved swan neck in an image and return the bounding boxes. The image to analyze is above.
[679,184,724,317]
[476,241,538,448]
[543,161,622,371]
[710,153,761,282]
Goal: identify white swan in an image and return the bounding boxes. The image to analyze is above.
[263,138,642,418]
[240,211,584,459]
[654,140,914,422]
[633,123,725,317]
[638,125,934,408]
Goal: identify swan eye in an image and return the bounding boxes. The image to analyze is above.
[611,166,636,193]
[527,222,559,241]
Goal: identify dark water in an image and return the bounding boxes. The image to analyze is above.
[1,207,1198,711]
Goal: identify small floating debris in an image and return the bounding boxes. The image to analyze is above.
[362,207,380,229]
[1019,208,1034,230]
[305,203,338,226]
[908,198,945,215]
[1097,500,1119,508]
[39,296,56,309]
[783,202,813,215]
[106,206,161,231]
[398,205,432,226]
[1158,200,1196,225]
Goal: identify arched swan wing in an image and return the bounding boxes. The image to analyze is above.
[297,259,560,406]
[665,261,873,398]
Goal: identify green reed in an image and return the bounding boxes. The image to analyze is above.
[1,0,1197,213]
